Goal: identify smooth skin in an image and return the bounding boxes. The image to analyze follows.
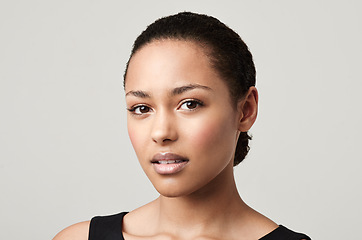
[53,40,278,240]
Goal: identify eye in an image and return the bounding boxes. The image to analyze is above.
[179,100,203,111]
[127,105,152,115]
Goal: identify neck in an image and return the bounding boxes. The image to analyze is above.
[154,162,248,236]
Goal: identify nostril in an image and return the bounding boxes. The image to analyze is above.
[152,137,172,143]
[150,116,177,143]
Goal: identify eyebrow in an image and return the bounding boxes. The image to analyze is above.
[171,84,212,96]
[125,90,151,98]
[125,83,212,98]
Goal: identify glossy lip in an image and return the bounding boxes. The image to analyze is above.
[151,152,189,175]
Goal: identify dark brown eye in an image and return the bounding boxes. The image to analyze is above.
[129,105,151,115]
[139,106,150,113]
[180,100,203,110]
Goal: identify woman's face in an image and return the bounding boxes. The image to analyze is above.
[125,40,241,197]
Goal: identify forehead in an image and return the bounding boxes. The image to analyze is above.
[125,39,223,92]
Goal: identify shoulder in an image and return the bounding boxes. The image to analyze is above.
[53,221,90,240]
[259,225,311,240]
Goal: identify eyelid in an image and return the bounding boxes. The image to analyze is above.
[127,104,153,115]
[127,98,204,114]
[178,99,204,111]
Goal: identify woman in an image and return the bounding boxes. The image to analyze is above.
[54,12,311,240]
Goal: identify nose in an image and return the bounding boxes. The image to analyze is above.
[151,110,178,144]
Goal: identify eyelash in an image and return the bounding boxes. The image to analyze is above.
[178,99,204,111]
[127,99,204,116]
[127,105,152,115]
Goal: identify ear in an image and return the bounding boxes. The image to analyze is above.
[237,86,258,132]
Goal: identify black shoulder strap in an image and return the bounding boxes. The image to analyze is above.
[259,225,311,240]
[88,212,128,240]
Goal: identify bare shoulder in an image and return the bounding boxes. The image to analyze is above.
[53,221,90,240]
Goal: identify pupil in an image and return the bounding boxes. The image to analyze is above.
[187,102,196,109]
[140,106,148,113]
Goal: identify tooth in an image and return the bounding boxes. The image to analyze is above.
[158,160,178,164]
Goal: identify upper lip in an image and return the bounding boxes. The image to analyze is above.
[151,152,189,163]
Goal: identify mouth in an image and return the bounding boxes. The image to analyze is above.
[151,153,189,175]
[151,159,188,164]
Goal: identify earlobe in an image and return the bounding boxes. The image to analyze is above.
[237,87,258,132]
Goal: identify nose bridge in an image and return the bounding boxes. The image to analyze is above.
[151,108,177,143]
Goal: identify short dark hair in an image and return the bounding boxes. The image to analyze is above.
[124,12,256,166]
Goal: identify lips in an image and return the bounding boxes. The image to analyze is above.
[155,160,185,164]
[151,153,189,174]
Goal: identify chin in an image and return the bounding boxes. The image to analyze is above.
[152,180,200,198]
[157,190,197,198]
[158,191,183,198]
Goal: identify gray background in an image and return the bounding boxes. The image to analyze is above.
[1,1,361,239]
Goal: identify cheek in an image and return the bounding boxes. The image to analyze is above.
[187,115,236,153]
[128,129,137,147]
[192,122,218,147]
[127,123,151,171]
[127,121,144,154]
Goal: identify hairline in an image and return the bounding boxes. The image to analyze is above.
[124,37,243,109]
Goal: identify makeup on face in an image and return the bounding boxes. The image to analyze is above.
[151,152,189,175]
[125,40,240,197]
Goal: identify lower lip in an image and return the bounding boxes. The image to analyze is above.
[152,161,188,175]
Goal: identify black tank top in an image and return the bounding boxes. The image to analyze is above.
[89,212,311,240]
